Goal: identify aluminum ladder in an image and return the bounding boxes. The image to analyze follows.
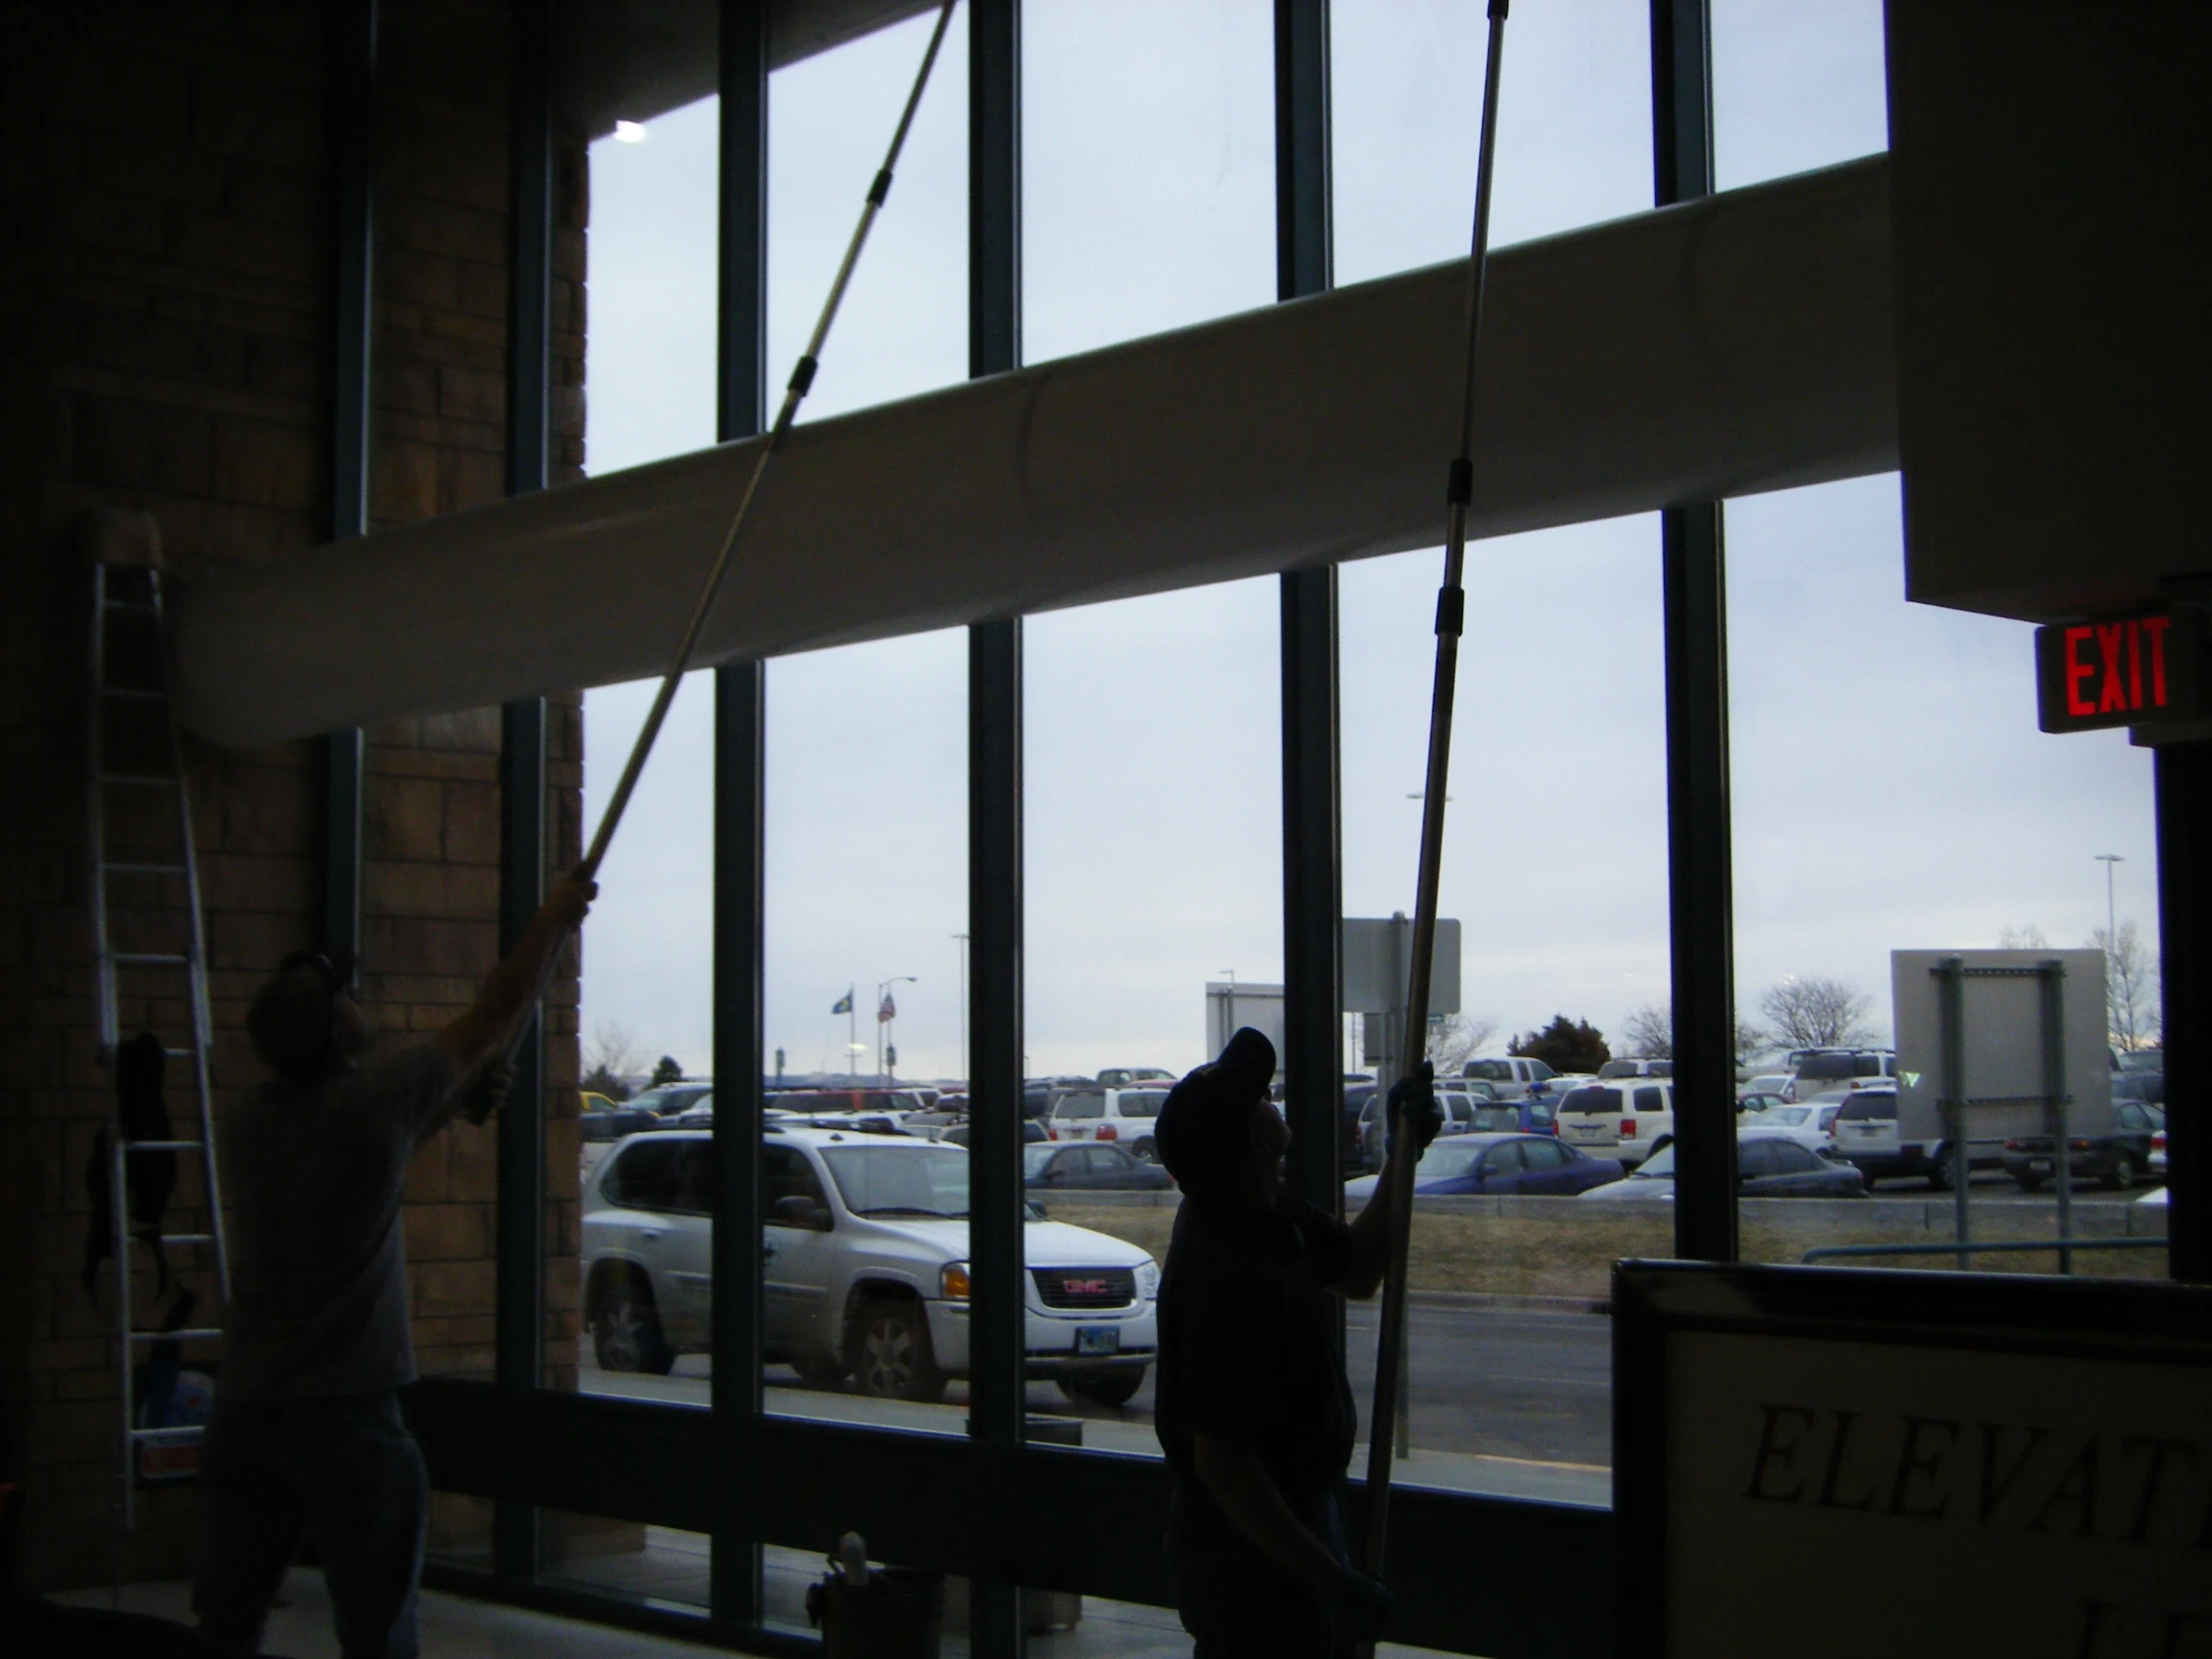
[88,558,230,1529]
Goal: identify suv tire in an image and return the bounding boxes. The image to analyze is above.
[1057,1368,1145,1408]
[794,1350,847,1389]
[2103,1152,2138,1192]
[595,1273,676,1376]
[1130,1138,1158,1164]
[852,1297,946,1403]
[1928,1146,1959,1193]
[2013,1172,2044,1194]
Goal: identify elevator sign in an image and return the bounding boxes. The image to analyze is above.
[2033,609,2206,733]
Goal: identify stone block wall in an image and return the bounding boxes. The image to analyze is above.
[0,0,588,1590]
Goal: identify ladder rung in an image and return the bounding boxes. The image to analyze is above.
[100,774,176,788]
[129,1328,222,1344]
[163,1048,198,1060]
[100,686,165,701]
[123,1139,203,1153]
[129,1425,206,1443]
[113,952,192,966]
[102,598,156,613]
[157,1233,214,1246]
[103,862,186,876]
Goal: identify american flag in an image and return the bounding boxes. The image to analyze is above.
[877,992,897,1024]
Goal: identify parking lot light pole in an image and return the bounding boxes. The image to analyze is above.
[877,975,916,1086]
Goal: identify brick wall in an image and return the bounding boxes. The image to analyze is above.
[0,0,588,1590]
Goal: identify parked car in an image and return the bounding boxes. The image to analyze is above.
[1047,1086,1169,1160]
[1470,1097,1559,1136]
[1828,1084,1997,1190]
[1459,1056,1558,1100]
[579,1104,659,1142]
[581,1090,622,1114]
[2111,1072,2165,1107]
[2116,1048,2163,1074]
[1095,1066,1175,1087]
[627,1082,715,1118]
[1344,1132,1624,1202]
[1024,1142,1175,1192]
[1581,1133,1868,1201]
[2001,1101,2164,1192]
[1736,1100,1841,1154]
[1552,1081,1675,1167]
[1785,1049,1896,1102]
[1741,1073,1795,1098]
[772,1088,932,1116]
[1596,1058,1673,1081]
[1356,1088,1483,1171]
[583,1128,1160,1405]
[938,1119,1051,1147]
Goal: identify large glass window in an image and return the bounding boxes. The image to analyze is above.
[1711,0,1889,191]
[1333,0,1651,286]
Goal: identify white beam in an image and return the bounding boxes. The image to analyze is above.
[172,156,1895,749]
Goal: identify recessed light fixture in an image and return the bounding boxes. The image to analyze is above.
[613,120,647,144]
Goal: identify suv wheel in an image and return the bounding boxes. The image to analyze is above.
[794,1350,847,1389]
[1056,1368,1145,1408]
[852,1298,946,1403]
[2013,1172,2044,1194]
[1928,1147,1958,1193]
[1130,1138,1158,1164]
[594,1273,675,1376]
[2103,1152,2138,1192]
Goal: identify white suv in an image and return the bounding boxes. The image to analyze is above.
[1553,1081,1676,1167]
[1046,1086,1169,1161]
[1459,1056,1557,1100]
[582,1128,1160,1406]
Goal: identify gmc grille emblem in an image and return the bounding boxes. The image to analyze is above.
[1064,1279,1108,1295]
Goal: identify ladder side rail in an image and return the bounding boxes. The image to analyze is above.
[149,571,232,1302]
[89,565,119,1061]
[110,1083,139,1531]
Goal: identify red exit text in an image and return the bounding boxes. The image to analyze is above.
[2035,609,2205,735]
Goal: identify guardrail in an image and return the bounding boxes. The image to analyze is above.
[1800,1237,2167,1273]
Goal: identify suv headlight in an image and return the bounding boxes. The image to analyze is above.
[1136,1260,1161,1301]
[940,1262,971,1302]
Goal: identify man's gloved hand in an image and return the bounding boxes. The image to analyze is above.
[1328,1568,1395,1643]
[1385,1062,1443,1160]
[458,1056,518,1127]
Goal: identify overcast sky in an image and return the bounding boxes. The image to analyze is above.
[576,0,2158,1087]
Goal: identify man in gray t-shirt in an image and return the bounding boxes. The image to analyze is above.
[194,874,592,1659]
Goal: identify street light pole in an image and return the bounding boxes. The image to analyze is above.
[877,974,917,1086]
[953,933,969,1083]
[2096,853,2125,1050]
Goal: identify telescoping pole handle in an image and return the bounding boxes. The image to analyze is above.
[1360,0,1510,1611]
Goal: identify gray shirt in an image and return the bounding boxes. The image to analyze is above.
[219,1044,457,1400]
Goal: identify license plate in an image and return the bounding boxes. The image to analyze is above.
[1076,1326,1120,1356]
[2029,1159,2051,1173]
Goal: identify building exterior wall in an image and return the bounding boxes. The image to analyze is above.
[0,0,587,1591]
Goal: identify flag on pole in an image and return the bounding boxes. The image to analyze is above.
[831,988,853,1015]
[877,992,897,1023]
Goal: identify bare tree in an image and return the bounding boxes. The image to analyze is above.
[1758,976,1875,1050]
[1997,922,2050,949]
[1425,1012,1498,1074]
[583,1018,643,1100]
[2090,921,2160,1053]
[1622,1003,1672,1059]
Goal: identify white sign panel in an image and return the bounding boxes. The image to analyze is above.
[1342,916,1460,1015]
[1891,949,2111,1145]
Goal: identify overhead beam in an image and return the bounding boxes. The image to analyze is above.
[173,156,1896,751]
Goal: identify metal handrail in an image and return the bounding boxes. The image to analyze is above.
[1801,1237,2165,1265]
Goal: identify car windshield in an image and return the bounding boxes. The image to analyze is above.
[1766,1106,1812,1126]
[1415,1142,1485,1181]
[1470,1106,1521,1133]
[1632,1145,1676,1178]
[1560,1086,1621,1113]
[820,1145,971,1218]
[1021,1145,1057,1176]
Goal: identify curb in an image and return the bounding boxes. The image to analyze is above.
[1400,1290,1611,1316]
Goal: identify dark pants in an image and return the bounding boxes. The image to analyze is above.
[192,1390,427,1659]
[1169,1486,1354,1659]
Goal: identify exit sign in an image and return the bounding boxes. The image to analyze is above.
[2034,609,2206,734]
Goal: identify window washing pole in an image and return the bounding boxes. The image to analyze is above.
[472,0,957,1105]
[1361,0,1509,1596]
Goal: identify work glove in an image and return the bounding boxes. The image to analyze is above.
[1329,1568,1395,1644]
[458,1056,518,1127]
[1385,1063,1443,1160]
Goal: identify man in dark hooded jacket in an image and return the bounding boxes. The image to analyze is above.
[1153,1027,1440,1658]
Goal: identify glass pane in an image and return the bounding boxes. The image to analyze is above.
[1333,0,1652,286]
[537,1512,712,1610]
[1337,516,1668,1503]
[1022,0,1275,358]
[1727,476,2165,1282]
[1712,0,1889,193]
[761,631,969,1431]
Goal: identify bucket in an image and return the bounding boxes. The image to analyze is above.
[808,1566,944,1659]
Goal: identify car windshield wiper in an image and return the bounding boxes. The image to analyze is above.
[853,1205,966,1219]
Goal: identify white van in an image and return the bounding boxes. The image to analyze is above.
[1047,1086,1169,1161]
[1553,1081,1675,1167]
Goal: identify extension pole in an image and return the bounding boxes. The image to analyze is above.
[479,0,956,1096]
[1361,0,1509,1597]
[581,0,955,881]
